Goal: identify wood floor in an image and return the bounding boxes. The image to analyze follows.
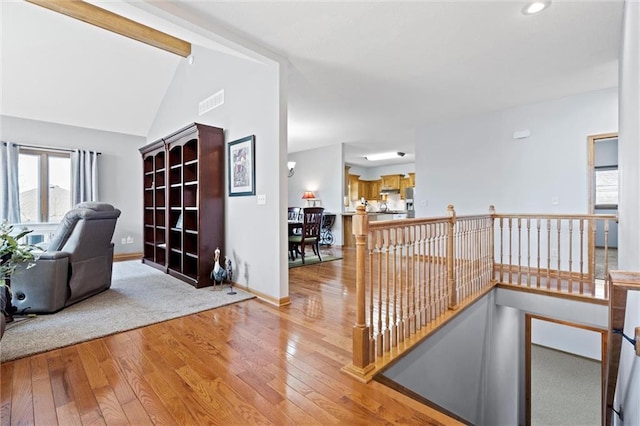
[0,247,459,425]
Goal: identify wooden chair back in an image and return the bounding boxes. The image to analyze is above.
[302,207,324,239]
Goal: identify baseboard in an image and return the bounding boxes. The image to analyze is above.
[113,252,143,262]
[231,283,291,307]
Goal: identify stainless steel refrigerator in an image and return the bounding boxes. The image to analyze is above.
[405,187,415,218]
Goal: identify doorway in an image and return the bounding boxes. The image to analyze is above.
[525,315,607,426]
[587,133,619,280]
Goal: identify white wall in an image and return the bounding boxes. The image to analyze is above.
[0,115,143,255]
[288,144,343,245]
[148,44,287,302]
[483,305,520,426]
[381,291,496,425]
[415,88,618,217]
[532,319,602,361]
[382,288,609,425]
[353,163,415,181]
[615,1,640,424]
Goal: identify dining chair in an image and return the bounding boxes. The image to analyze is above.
[288,207,301,221]
[288,207,324,264]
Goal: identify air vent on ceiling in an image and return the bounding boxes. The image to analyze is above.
[198,90,224,115]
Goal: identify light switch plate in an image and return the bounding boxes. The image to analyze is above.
[257,194,267,205]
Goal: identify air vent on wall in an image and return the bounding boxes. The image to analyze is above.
[198,90,224,115]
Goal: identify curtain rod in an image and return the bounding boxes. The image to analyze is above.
[12,142,101,155]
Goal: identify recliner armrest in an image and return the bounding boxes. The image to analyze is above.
[37,251,71,260]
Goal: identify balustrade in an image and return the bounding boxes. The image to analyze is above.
[344,204,617,381]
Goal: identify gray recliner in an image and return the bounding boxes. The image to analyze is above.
[10,202,121,314]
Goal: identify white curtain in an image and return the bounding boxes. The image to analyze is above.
[0,142,21,223]
[71,149,99,204]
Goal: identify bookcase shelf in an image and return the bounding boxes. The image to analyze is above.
[139,123,224,287]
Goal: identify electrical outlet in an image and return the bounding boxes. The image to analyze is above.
[257,194,267,205]
[126,236,133,244]
[121,238,127,244]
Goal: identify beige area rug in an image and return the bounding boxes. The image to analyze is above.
[1,261,254,362]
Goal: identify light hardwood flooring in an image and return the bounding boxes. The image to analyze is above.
[1,247,459,425]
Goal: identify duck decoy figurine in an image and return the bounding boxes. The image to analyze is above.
[210,247,227,287]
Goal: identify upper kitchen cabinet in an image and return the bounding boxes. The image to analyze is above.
[349,174,361,201]
[381,174,404,190]
[408,172,415,187]
[400,177,410,199]
[368,180,382,200]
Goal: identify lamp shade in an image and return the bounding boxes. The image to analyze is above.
[302,191,316,200]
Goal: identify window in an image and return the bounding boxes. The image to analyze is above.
[594,168,618,208]
[18,149,71,223]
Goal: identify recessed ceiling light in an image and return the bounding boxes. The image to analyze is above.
[364,152,405,161]
[522,1,551,15]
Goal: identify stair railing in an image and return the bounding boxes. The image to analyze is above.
[344,205,619,381]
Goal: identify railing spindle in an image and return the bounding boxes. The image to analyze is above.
[527,218,531,287]
[536,219,541,288]
[508,218,513,284]
[384,229,391,353]
[546,219,551,289]
[568,220,573,293]
[556,219,561,292]
[580,219,585,294]
[518,217,522,285]
[603,220,610,298]
[408,226,416,335]
[375,230,383,357]
[499,217,504,283]
[391,228,398,347]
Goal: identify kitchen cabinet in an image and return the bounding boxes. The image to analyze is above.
[381,174,403,189]
[349,174,361,201]
[366,180,381,200]
[400,177,410,199]
[408,173,415,187]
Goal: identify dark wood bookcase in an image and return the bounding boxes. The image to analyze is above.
[140,123,225,288]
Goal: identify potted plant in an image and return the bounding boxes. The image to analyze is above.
[1,222,39,325]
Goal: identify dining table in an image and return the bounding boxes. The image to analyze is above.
[288,220,304,260]
[288,220,303,237]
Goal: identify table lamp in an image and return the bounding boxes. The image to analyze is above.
[302,191,316,207]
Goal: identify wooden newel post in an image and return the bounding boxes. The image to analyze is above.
[447,204,458,309]
[352,205,373,373]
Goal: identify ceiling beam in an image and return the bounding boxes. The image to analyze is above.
[25,0,192,58]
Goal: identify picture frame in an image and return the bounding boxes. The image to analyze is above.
[228,135,256,197]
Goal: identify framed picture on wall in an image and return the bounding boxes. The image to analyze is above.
[228,135,256,196]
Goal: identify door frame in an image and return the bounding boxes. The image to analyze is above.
[525,314,608,426]
[586,132,618,280]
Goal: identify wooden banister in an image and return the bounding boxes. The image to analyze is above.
[344,205,620,382]
[604,271,640,426]
[345,205,374,377]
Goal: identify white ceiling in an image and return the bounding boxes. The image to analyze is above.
[1,1,623,167]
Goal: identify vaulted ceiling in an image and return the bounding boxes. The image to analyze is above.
[1,1,623,167]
